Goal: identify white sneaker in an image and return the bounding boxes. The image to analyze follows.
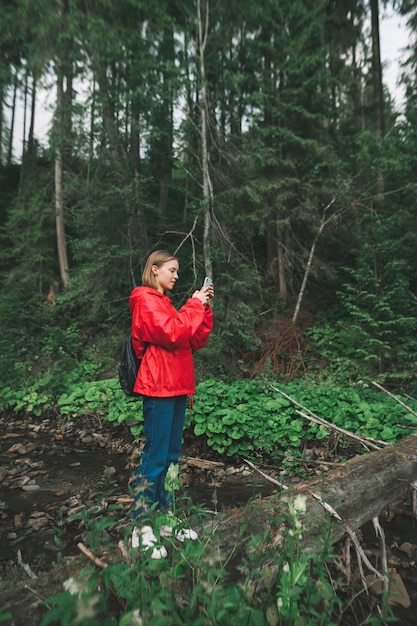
[160,519,198,543]
[131,525,167,559]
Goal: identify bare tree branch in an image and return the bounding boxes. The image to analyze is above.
[292,198,336,324]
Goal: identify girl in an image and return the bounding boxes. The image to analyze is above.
[129,250,214,558]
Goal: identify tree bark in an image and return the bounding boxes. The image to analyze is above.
[276,213,287,304]
[55,66,70,289]
[370,0,385,205]
[209,435,417,562]
[7,70,18,165]
[28,74,37,158]
[197,0,213,277]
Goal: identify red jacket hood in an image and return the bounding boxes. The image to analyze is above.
[129,285,166,314]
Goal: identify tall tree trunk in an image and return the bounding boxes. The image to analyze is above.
[87,82,96,185]
[351,16,363,132]
[157,22,174,214]
[197,0,213,277]
[27,74,37,158]
[0,83,3,164]
[277,214,287,304]
[21,69,28,161]
[7,69,18,165]
[101,72,148,260]
[370,0,385,205]
[181,27,199,225]
[55,67,70,288]
[18,70,29,193]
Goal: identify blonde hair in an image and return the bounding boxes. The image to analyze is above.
[142,250,178,290]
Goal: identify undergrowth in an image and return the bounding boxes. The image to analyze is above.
[0,376,407,624]
[1,377,416,463]
[19,492,394,626]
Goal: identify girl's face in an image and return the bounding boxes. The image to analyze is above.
[153,259,179,293]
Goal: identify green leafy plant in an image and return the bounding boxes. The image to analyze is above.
[37,490,393,625]
[190,378,417,462]
[2,375,416,463]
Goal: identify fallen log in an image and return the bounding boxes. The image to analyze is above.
[186,457,225,470]
[208,435,417,560]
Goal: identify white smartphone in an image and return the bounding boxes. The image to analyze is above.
[203,276,212,289]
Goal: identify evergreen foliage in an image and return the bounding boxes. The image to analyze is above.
[1,1,417,391]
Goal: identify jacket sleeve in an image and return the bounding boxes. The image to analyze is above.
[135,292,206,350]
[189,305,213,352]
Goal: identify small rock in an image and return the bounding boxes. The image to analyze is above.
[14,514,23,528]
[7,443,25,454]
[67,505,86,517]
[27,516,49,531]
[30,511,47,518]
[365,572,411,608]
[22,484,41,492]
[399,542,416,557]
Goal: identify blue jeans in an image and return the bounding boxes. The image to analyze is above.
[133,395,187,522]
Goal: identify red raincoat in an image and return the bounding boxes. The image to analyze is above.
[129,286,213,397]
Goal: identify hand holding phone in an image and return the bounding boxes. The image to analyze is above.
[201,276,214,304]
[192,278,212,304]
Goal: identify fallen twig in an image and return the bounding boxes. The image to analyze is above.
[372,516,389,595]
[118,540,132,565]
[77,543,108,569]
[24,585,45,602]
[296,409,381,451]
[243,458,289,490]
[265,379,388,450]
[116,497,134,504]
[372,381,417,420]
[310,494,387,584]
[310,492,342,520]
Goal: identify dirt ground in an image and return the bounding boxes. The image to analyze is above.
[1,410,417,625]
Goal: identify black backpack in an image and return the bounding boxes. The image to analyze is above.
[118,333,141,396]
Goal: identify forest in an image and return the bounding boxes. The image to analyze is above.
[1,0,417,395]
[1,0,417,623]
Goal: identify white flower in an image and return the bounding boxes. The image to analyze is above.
[63,577,82,596]
[293,494,307,515]
[283,562,290,573]
[129,610,143,625]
